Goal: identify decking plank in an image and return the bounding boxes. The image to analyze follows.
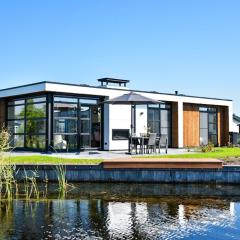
[103,158,223,169]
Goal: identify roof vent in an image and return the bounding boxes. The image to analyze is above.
[97,78,130,89]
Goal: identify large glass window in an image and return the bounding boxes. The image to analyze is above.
[53,96,101,150]
[8,105,25,119]
[147,103,172,146]
[199,107,218,146]
[7,94,102,151]
[8,120,25,134]
[25,97,46,149]
[26,102,46,118]
[7,96,47,150]
[10,135,24,148]
[53,97,78,150]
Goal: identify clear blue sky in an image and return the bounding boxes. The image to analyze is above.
[0,1,239,114]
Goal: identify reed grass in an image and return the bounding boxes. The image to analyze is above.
[23,169,40,200]
[55,164,68,198]
[0,126,75,201]
[0,126,41,200]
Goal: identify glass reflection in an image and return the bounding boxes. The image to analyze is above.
[148,103,172,145]
[26,135,46,149]
[7,105,25,119]
[53,134,77,150]
[8,120,25,134]
[10,135,24,147]
[26,119,46,134]
[26,102,46,118]
[54,119,77,133]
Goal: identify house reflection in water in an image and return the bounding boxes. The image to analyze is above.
[0,198,239,239]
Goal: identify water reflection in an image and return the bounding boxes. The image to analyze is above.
[0,183,240,240]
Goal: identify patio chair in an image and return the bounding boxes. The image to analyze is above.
[146,133,157,154]
[131,133,141,154]
[54,135,67,150]
[157,134,168,154]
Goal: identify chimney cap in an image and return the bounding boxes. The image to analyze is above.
[98,78,130,87]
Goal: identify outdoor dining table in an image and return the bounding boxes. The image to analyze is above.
[128,136,161,154]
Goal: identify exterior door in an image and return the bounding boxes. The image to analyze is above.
[80,105,91,148]
[80,104,101,149]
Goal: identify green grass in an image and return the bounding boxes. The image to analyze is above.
[6,155,103,165]
[5,147,240,164]
[139,147,240,160]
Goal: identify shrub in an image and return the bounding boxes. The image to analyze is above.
[201,142,215,153]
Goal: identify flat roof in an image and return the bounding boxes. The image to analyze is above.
[0,80,232,102]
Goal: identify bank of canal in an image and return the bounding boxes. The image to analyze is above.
[15,164,240,184]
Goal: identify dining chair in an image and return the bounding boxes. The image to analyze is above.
[131,133,140,154]
[146,133,157,154]
[157,134,168,154]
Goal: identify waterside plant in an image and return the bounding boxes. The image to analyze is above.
[0,126,70,201]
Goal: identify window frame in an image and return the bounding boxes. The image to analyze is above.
[52,95,102,151]
[7,95,47,151]
[199,106,218,146]
[147,103,172,146]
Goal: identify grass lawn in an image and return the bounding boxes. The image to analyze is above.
[142,147,240,160]
[6,155,103,165]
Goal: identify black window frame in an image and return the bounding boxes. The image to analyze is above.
[52,95,102,151]
[7,95,47,151]
[147,102,172,146]
[199,106,218,146]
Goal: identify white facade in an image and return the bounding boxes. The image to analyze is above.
[0,81,233,150]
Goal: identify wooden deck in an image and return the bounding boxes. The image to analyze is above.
[103,158,223,169]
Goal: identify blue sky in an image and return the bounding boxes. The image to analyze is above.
[0,0,239,114]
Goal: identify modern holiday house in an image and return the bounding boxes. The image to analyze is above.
[0,78,233,151]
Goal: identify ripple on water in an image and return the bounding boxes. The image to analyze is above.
[0,196,240,239]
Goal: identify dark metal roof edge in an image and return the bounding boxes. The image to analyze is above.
[0,80,233,102]
[233,114,240,122]
[0,81,47,92]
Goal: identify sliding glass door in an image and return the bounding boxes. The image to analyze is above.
[53,96,101,151]
[53,97,78,151]
[147,103,172,146]
[80,105,91,148]
[80,100,101,149]
[199,107,218,146]
[7,94,102,151]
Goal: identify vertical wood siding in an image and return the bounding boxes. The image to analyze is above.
[183,103,229,147]
[218,106,229,146]
[183,103,200,147]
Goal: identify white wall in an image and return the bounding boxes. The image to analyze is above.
[108,104,131,150]
[135,105,148,136]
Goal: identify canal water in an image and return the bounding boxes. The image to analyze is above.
[0,183,240,240]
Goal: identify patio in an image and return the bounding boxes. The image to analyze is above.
[9,148,191,159]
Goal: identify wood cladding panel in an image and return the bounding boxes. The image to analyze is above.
[183,104,200,147]
[171,102,178,148]
[184,104,229,147]
[218,106,229,146]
